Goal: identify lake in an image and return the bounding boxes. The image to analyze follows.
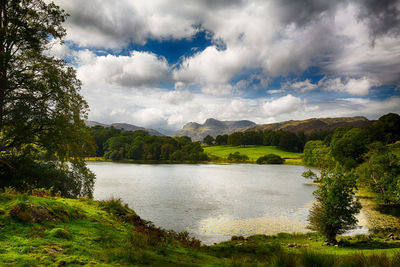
[90,162,325,244]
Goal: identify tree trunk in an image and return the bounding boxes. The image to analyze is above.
[0,0,8,130]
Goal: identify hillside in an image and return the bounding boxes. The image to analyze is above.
[1,191,400,266]
[86,121,164,136]
[246,116,371,134]
[173,118,256,141]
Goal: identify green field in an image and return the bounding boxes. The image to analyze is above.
[204,145,303,164]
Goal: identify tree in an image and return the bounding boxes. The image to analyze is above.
[203,135,214,145]
[330,127,367,169]
[215,134,228,145]
[303,140,333,170]
[356,142,400,204]
[0,0,94,197]
[308,166,361,243]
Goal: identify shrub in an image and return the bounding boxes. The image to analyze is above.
[256,154,285,164]
[228,152,249,162]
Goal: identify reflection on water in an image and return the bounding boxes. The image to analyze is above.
[90,162,318,244]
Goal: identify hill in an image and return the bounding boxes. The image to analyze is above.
[1,191,400,266]
[86,121,164,136]
[246,116,371,134]
[173,118,256,141]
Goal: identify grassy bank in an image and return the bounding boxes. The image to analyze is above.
[2,191,400,266]
[204,145,303,165]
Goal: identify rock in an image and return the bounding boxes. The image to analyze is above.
[9,203,51,223]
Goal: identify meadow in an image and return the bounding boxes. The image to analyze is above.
[203,145,303,164]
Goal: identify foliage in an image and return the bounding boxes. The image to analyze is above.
[303,140,333,169]
[356,142,400,204]
[302,169,318,181]
[88,126,209,163]
[215,134,228,145]
[366,113,400,144]
[330,127,367,169]
[0,156,94,198]
[203,134,214,145]
[0,0,95,197]
[256,154,285,164]
[308,166,361,243]
[227,151,249,162]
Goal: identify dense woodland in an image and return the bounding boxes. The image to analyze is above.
[87,126,208,162]
[205,129,331,152]
[303,113,400,205]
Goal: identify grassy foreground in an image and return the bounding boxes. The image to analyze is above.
[204,145,303,165]
[2,191,400,266]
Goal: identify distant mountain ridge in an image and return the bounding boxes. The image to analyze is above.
[173,118,256,141]
[86,121,164,136]
[172,116,372,141]
[245,116,371,134]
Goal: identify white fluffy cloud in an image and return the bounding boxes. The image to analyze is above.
[263,94,303,117]
[76,51,170,88]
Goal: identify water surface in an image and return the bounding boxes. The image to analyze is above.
[90,162,318,244]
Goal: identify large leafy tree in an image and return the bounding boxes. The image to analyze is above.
[0,0,95,197]
[308,166,361,243]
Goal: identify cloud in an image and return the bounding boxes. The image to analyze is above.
[356,0,400,38]
[51,0,400,90]
[41,0,400,129]
[263,94,303,117]
[76,51,170,88]
[285,79,317,92]
[285,76,380,96]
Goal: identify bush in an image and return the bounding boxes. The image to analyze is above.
[256,154,285,164]
[227,152,249,162]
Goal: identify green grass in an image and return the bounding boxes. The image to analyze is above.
[1,191,400,266]
[204,145,303,164]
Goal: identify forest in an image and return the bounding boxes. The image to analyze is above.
[87,126,209,162]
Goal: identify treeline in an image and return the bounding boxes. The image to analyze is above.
[303,113,400,204]
[87,126,209,162]
[204,129,332,152]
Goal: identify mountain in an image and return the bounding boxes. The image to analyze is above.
[86,121,164,136]
[173,118,256,141]
[245,116,371,134]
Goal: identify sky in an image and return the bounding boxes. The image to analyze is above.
[47,0,400,132]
